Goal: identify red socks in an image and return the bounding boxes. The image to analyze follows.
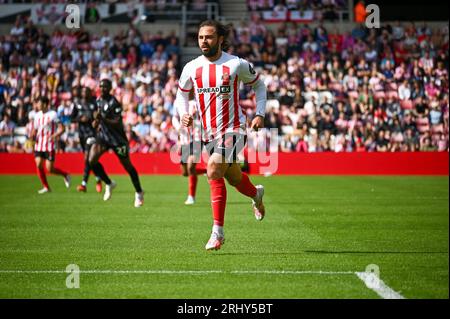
[36,167,49,189]
[235,173,257,198]
[209,178,227,226]
[187,167,207,197]
[188,175,198,197]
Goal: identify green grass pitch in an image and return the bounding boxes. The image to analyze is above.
[0,175,448,298]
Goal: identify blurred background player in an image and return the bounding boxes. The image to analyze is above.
[31,96,70,194]
[89,79,144,207]
[70,86,103,193]
[173,90,207,205]
[176,20,267,251]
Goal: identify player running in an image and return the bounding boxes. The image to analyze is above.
[70,86,103,193]
[31,96,71,193]
[173,92,207,205]
[89,78,144,207]
[175,20,267,250]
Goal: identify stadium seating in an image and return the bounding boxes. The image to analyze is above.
[0,2,448,154]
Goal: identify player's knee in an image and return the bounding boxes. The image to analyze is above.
[207,169,222,180]
[35,160,43,169]
[88,159,96,167]
[207,163,222,180]
[187,165,196,176]
[88,155,98,167]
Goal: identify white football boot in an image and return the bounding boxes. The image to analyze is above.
[184,195,195,205]
[37,187,50,194]
[103,181,117,201]
[63,174,71,188]
[134,192,144,207]
[205,232,225,251]
[252,185,265,221]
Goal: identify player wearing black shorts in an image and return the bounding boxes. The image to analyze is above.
[89,79,144,207]
[70,86,103,193]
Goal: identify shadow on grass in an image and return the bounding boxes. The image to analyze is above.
[210,250,448,256]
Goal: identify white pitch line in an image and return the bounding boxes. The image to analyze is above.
[0,269,354,275]
[231,270,354,275]
[355,272,406,299]
[0,269,406,298]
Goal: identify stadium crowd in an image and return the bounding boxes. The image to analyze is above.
[247,0,348,22]
[0,13,448,153]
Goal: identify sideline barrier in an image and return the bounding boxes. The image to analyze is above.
[0,152,448,175]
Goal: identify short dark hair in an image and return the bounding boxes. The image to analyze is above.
[199,20,232,50]
[39,96,49,105]
[101,78,111,83]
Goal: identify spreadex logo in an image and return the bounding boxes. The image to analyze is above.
[197,86,231,94]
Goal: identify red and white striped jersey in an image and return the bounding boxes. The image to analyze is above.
[177,52,262,142]
[33,110,59,152]
[172,100,202,145]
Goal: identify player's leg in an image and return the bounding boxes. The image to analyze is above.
[180,162,193,205]
[204,151,230,250]
[225,163,265,221]
[89,143,115,200]
[224,133,265,220]
[45,152,71,188]
[185,156,198,205]
[185,141,206,205]
[77,148,90,192]
[180,163,189,177]
[35,154,50,193]
[115,148,144,207]
[78,139,102,193]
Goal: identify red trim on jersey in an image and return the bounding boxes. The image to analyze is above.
[195,67,207,133]
[221,65,230,134]
[244,74,259,86]
[38,115,44,151]
[178,85,191,92]
[42,115,48,152]
[50,119,55,152]
[233,75,240,129]
[209,64,217,133]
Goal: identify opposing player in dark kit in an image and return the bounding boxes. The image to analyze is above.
[69,86,103,193]
[89,79,144,207]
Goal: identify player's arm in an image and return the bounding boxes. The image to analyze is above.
[239,59,267,130]
[92,102,101,129]
[175,63,193,127]
[96,98,122,126]
[69,103,88,123]
[51,123,65,139]
[30,116,38,140]
[30,127,37,141]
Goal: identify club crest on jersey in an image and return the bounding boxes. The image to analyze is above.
[222,73,230,83]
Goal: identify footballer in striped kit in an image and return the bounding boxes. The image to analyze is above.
[175,20,267,251]
[172,95,207,205]
[31,96,71,194]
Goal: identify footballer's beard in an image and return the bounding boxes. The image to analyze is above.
[201,43,220,57]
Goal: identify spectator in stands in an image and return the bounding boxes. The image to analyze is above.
[0,11,448,154]
[354,1,366,24]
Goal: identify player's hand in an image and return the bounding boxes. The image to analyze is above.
[250,115,264,131]
[181,114,193,127]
